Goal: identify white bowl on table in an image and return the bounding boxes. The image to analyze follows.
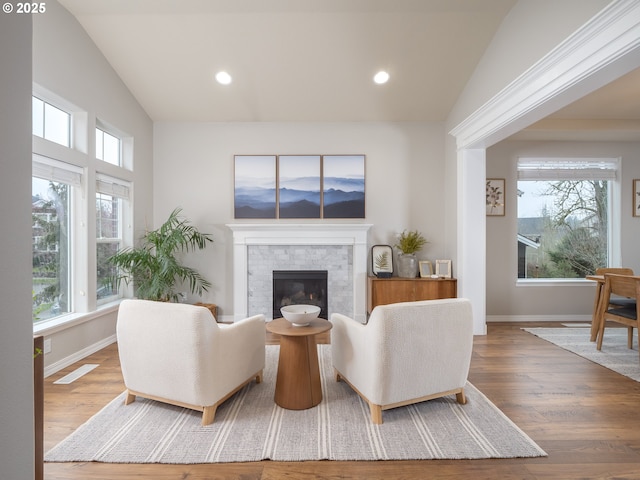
[280,304,321,327]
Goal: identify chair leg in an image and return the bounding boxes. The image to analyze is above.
[256,370,263,384]
[456,389,467,405]
[124,390,136,405]
[627,327,634,349]
[369,403,383,425]
[202,404,217,426]
[334,369,342,382]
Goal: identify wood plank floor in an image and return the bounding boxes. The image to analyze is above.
[43,323,640,480]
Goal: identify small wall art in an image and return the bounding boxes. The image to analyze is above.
[372,245,393,278]
[634,179,640,217]
[486,178,505,216]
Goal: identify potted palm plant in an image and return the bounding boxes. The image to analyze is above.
[109,208,213,302]
[395,229,427,278]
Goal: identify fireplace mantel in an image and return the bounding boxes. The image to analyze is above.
[227,224,372,323]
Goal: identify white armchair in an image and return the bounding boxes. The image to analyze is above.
[116,299,265,425]
[331,298,473,424]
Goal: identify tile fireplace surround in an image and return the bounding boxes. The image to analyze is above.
[227,224,372,323]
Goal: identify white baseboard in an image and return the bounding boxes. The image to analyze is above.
[486,314,592,323]
[44,334,117,378]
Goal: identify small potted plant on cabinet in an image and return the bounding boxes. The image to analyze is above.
[395,230,427,278]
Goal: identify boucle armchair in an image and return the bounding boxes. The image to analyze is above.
[331,298,473,424]
[116,299,265,425]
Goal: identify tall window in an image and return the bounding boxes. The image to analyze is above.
[96,175,130,303]
[32,156,81,322]
[517,158,618,279]
[32,96,70,147]
[96,127,121,166]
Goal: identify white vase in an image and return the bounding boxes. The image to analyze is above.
[397,253,418,278]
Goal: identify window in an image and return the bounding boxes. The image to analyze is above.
[32,88,135,329]
[32,96,70,147]
[517,158,618,279]
[32,156,81,322]
[96,127,121,166]
[96,175,130,303]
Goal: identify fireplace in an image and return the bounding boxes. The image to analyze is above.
[227,223,371,323]
[273,270,328,319]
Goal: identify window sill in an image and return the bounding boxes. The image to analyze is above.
[516,278,593,287]
[33,299,122,336]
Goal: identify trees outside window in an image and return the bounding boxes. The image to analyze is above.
[516,158,617,280]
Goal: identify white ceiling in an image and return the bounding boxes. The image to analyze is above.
[58,0,640,140]
[57,0,517,122]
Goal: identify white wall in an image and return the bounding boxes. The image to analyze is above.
[32,0,154,370]
[153,121,446,319]
[0,12,35,479]
[486,139,640,320]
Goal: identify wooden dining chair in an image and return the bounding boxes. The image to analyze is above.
[595,268,635,308]
[596,273,640,359]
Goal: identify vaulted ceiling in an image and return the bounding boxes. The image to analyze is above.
[58,0,640,140]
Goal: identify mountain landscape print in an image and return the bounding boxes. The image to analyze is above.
[279,155,321,218]
[234,155,277,218]
[234,154,365,219]
[323,155,365,218]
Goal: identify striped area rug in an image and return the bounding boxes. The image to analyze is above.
[45,345,546,463]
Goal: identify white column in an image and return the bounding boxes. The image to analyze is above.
[457,149,487,335]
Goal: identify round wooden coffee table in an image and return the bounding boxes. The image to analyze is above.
[266,318,332,410]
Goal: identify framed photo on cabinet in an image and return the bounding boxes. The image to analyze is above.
[486,178,505,216]
[372,245,393,278]
[435,259,452,278]
[419,261,433,278]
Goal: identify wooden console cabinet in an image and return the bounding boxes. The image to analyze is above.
[367,276,457,313]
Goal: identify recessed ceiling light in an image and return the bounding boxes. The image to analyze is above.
[215,71,232,85]
[373,71,390,85]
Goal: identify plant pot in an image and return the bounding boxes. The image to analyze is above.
[397,253,418,278]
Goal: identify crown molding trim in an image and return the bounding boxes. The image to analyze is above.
[450,0,640,150]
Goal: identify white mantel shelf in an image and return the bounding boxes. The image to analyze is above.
[227,223,372,323]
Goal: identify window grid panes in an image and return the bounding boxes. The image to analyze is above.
[32,96,70,147]
[96,193,122,302]
[32,177,72,322]
[96,127,121,166]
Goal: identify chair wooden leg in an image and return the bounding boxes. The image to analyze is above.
[456,389,467,405]
[627,327,634,349]
[124,390,136,405]
[256,370,263,384]
[369,403,383,425]
[202,404,217,426]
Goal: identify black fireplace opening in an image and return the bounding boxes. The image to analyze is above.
[273,270,328,319]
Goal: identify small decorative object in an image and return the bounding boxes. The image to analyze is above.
[419,261,433,278]
[280,304,321,327]
[395,230,427,278]
[372,245,393,278]
[486,178,505,216]
[435,260,452,278]
[634,179,640,217]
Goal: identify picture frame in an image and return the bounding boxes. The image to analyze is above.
[278,155,321,219]
[435,259,452,278]
[371,245,393,278]
[634,179,640,217]
[419,261,433,278]
[234,155,277,219]
[322,155,365,218]
[486,178,505,216]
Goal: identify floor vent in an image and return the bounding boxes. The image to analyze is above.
[53,364,99,384]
